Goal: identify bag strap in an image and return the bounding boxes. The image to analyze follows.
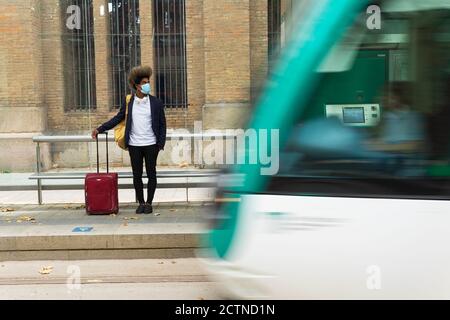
[125,94,131,119]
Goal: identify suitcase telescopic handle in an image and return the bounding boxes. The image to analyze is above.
[95,132,109,174]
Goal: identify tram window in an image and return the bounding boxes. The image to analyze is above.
[268,4,450,199]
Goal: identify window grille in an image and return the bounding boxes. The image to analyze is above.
[153,0,188,108]
[61,0,97,112]
[109,0,141,110]
[268,0,281,68]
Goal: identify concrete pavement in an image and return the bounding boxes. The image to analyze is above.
[0,258,222,300]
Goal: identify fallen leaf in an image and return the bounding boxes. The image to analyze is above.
[0,207,14,212]
[18,216,35,222]
[169,209,177,212]
[178,161,189,168]
[31,221,37,224]
[62,204,84,210]
[16,216,35,223]
[154,213,161,216]
[39,266,53,275]
[129,217,139,220]
[171,261,176,264]
[86,279,103,283]
[110,214,117,217]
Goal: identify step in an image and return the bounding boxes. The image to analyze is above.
[0,202,213,261]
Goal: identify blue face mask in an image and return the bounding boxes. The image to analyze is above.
[140,83,151,95]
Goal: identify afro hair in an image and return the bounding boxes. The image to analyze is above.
[128,66,153,90]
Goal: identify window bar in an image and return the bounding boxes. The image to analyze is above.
[85,0,90,110]
[269,0,272,64]
[181,0,186,125]
[182,0,187,110]
[128,1,132,92]
[91,0,95,109]
[74,0,79,111]
[122,0,127,103]
[119,0,122,107]
[134,1,140,70]
[163,0,167,106]
[130,1,134,91]
[174,0,179,109]
[131,1,134,75]
[109,2,114,109]
[119,0,128,104]
[125,0,128,98]
[270,0,273,60]
[111,1,116,109]
[166,0,171,107]
[114,1,119,108]
[70,0,77,111]
[120,1,124,106]
[163,0,168,107]
[114,1,117,108]
[168,0,173,109]
[179,0,183,109]
[91,1,97,110]
[154,0,160,104]
[120,0,123,105]
[180,0,184,109]
[137,0,141,67]
[81,0,86,110]
[76,0,82,110]
[85,0,92,112]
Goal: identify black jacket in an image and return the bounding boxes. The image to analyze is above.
[97,94,167,150]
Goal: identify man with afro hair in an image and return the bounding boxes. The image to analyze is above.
[92,66,167,214]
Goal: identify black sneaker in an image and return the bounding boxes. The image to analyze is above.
[136,203,146,214]
[144,203,153,214]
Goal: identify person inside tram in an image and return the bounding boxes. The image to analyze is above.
[370,81,426,155]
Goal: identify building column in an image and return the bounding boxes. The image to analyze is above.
[93,0,112,114]
[140,0,155,80]
[202,0,252,130]
[250,0,268,104]
[0,0,51,172]
[185,0,205,126]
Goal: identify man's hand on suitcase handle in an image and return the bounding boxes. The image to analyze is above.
[91,129,99,140]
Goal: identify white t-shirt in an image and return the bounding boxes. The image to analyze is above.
[129,95,157,146]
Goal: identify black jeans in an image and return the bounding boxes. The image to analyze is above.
[128,144,160,204]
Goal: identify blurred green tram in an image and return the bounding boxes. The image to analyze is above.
[200,0,450,299]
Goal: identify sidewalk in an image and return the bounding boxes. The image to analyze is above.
[0,202,214,261]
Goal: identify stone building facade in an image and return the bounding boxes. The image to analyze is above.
[0,0,295,171]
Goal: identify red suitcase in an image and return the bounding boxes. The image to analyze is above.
[85,132,119,215]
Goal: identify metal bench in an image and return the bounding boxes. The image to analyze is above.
[29,133,235,204]
[29,170,219,204]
